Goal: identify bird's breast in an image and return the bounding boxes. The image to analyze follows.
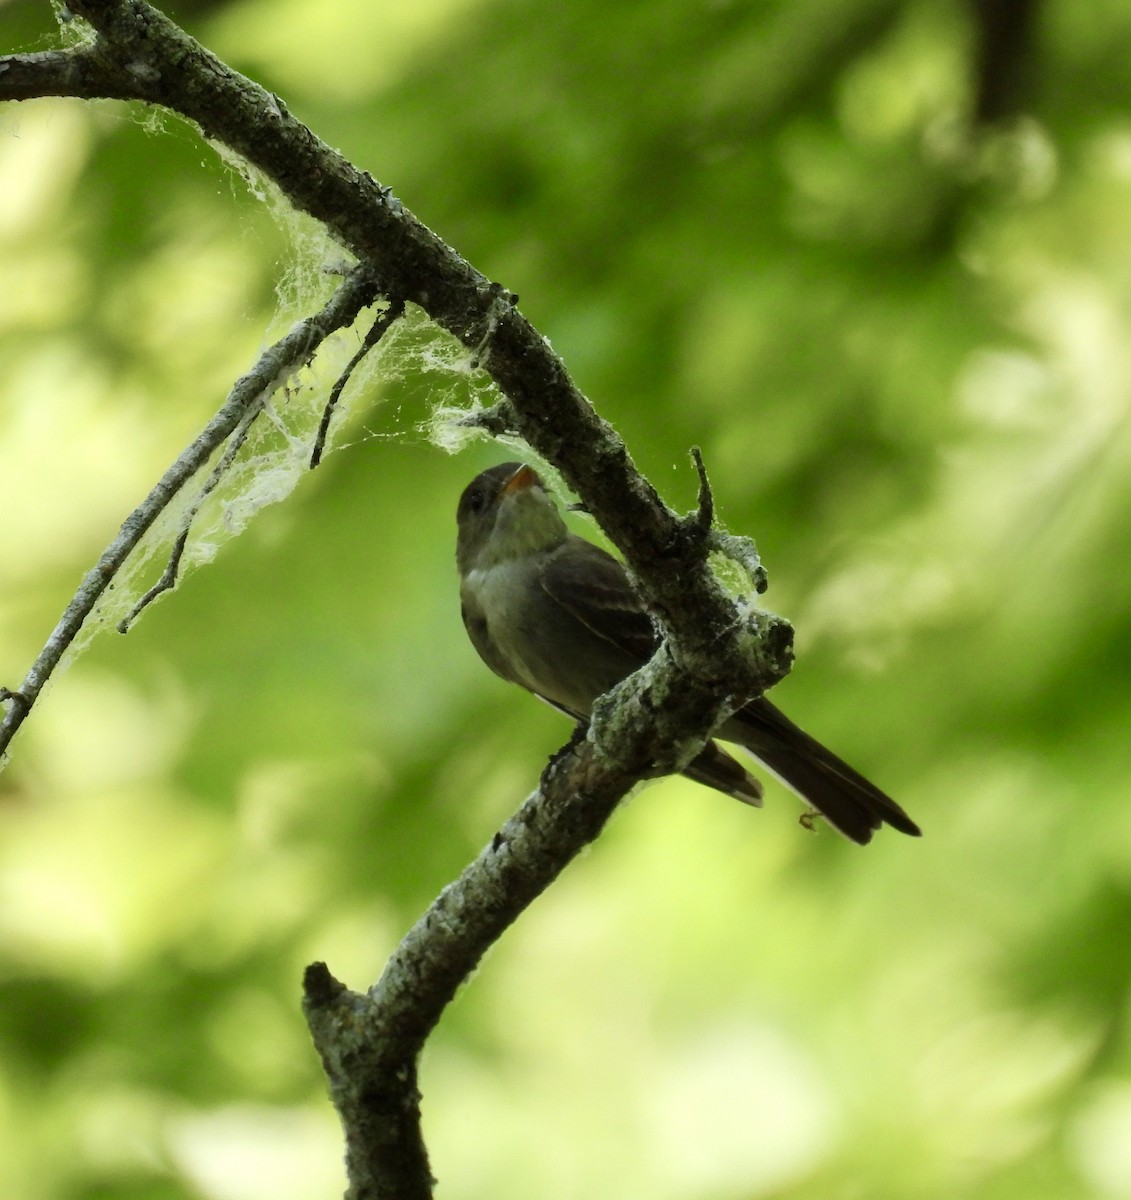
[462,557,630,714]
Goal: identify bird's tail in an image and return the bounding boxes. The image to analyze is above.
[725,698,921,845]
[682,740,764,807]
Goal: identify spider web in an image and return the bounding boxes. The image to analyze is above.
[68,147,508,652]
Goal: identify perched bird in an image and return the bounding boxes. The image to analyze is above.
[456,461,920,845]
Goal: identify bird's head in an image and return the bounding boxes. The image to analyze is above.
[456,462,568,574]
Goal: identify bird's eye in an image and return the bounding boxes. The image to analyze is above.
[467,488,485,514]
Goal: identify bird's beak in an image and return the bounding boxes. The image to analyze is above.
[501,463,540,498]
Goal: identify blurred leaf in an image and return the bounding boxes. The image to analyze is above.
[3,0,1131,1196]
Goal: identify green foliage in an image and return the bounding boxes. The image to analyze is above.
[2,0,1131,1197]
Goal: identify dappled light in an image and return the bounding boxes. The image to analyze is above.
[2,0,1131,1196]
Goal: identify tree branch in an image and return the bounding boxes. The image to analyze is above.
[1,7,796,1196]
[0,45,138,103]
[2,0,788,692]
[304,732,677,1200]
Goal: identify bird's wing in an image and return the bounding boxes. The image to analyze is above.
[539,535,659,663]
[540,535,767,807]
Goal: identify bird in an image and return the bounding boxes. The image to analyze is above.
[456,461,920,845]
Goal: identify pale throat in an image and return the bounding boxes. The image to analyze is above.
[477,494,567,568]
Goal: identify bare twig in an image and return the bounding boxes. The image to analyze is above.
[686,446,769,595]
[689,444,714,532]
[310,296,406,468]
[0,264,381,758]
[116,396,265,633]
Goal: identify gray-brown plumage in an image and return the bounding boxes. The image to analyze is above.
[456,461,920,845]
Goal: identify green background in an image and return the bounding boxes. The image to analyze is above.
[3,0,1131,1197]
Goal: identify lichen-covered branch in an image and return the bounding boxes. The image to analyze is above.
[304,724,695,1200]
